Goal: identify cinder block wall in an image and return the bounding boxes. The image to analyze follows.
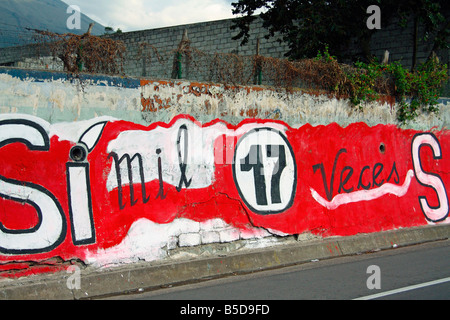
[1,15,448,94]
[106,17,286,80]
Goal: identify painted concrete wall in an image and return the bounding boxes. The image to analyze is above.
[0,67,448,277]
[1,68,449,130]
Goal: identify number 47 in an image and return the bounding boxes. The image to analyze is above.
[240,144,286,206]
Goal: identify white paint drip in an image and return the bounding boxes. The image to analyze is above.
[84,217,271,267]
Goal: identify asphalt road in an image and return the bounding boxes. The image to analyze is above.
[106,239,450,302]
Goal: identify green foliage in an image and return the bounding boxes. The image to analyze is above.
[232,0,380,60]
[314,45,337,64]
[309,46,448,123]
[396,58,448,122]
[231,0,449,63]
[346,60,384,107]
[342,57,448,123]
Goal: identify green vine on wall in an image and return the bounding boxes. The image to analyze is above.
[350,58,447,123]
[315,46,448,124]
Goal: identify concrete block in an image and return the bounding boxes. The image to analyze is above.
[169,219,200,236]
[240,228,271,240]
[166,236,178,250]
[179,233,202,247]
[219,228,241,243]
[200,230,220,244]
[200,218,228,231]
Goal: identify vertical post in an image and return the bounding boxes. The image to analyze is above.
[177,51,182,79]
[77,23,94,72]
[255,38,262,85]
[257,64,262,85]
[76,44,83,72]
[411,14,419,72]
[172,29,189,80]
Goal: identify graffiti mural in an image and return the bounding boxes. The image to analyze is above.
[0,114,448,276]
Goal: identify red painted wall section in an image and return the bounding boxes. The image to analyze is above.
[0,115,448,277]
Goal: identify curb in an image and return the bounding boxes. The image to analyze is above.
[0,224,449,299]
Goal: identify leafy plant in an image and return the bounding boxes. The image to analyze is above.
[342,57,448,123]
[346,60,385,107]
[395,57,448,122]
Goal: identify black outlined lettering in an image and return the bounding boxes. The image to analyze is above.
[411,133,449,222]
[0,119,66,254]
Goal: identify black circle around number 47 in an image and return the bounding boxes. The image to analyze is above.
[232,127,297,215]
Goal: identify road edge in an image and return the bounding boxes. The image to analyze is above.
[0,223,448,299]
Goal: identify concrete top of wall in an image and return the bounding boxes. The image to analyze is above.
[0,67,141,88]
[0,66,448,131]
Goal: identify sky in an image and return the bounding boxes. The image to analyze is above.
[61,0,237,32]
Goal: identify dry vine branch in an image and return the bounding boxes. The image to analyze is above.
[31,26,126,75]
